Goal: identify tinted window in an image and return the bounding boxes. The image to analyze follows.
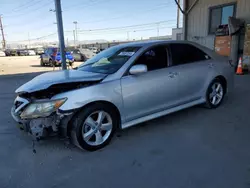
[210,8,221,34]
[170,44,209,66]
[134,46,168,71]
[78,46,140,74]
[209,4,235,34]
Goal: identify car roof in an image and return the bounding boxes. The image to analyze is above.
[118,40,204,47]
[117,40,215,57]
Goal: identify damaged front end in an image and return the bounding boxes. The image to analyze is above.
[11,80,100,140]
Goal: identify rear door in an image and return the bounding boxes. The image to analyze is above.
[169,43,212,104]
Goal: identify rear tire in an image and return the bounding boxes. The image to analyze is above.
[205,78,225,109]
[70,103,118,151]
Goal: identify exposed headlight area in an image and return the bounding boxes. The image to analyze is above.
[20,98,67,119]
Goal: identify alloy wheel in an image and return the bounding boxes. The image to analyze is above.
[82,111,113,146]
[209,82,224,106]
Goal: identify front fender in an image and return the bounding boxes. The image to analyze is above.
[52,80,125,122]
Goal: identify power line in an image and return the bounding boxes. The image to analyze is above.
[4,0,52,18]
[63,0,109,12]
[8,30,73,43]
[78,20,176,32]
[11,0,37,11]
[78,1,175,24]
[77,24,176,35]
[11,0,42,12]
[76,26,174,36]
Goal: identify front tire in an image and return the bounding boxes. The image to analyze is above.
[205,79,225,108]
[40,58,45,66]
[70,103,118,151]
[49,59,54,67]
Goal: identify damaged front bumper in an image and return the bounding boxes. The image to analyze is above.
[11,97,74,140]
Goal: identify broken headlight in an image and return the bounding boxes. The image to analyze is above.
[20,98,67,119]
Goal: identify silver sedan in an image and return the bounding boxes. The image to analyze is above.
[11,40,234,151]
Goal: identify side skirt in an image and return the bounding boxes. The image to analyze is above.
[121,98,206,129]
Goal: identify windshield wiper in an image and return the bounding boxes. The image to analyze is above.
[78,62,95,68]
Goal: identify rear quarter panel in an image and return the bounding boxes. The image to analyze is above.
[202,58,234,98]
[196,44,234,96]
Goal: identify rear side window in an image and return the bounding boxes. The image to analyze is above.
[170,44,210,66]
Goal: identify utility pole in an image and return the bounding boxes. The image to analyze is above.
[28,32,30,48]
[177,0,180,28]
[73,21,78,47]
[73,30,76,47]
[54,0,66,70]
[0,16,6,50]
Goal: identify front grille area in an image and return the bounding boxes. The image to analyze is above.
[15,101,24,109]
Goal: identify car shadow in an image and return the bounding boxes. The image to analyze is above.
[30,65,43,67]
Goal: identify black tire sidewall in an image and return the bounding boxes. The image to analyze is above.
[205,79,225,108]
[49,59,54,67]
[40,59,44,66]
[73,104,118,151]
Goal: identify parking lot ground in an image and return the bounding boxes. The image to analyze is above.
[0,72,250,188]
[0,56,83,75]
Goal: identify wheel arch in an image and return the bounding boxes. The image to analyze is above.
[214,75,227,93]
[66,100,122,137]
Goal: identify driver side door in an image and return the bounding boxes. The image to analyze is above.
[121,45,180,122]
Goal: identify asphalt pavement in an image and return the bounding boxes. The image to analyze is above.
[0,72,250,188]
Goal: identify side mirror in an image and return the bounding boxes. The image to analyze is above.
[129,64,148,75]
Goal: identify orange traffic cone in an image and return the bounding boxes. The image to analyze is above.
[236,57,243,75]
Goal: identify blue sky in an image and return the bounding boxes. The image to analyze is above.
[1,0,181,43]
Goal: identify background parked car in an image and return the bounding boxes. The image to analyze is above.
[40,47,74,66]
[40,47,57,66]
[55,52,74,66]
[4,49,11,56]
[0,50,6,57]
[5,49,17,56]
[81,48,96,59]
[71,49,87,61]
[27,50,36,56]
[35,48,44,55]
[17,50,29,56]
[89,47,98,53]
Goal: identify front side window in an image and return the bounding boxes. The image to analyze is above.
[170,44,210,66]
[209,4,236,34]
[78,46,140,74]
[133,46,168,71]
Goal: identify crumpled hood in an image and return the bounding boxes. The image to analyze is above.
[16,70,107,93]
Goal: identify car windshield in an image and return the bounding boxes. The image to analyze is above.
[77,45,140,74]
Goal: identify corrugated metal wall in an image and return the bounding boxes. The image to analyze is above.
[186,0,250,50]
